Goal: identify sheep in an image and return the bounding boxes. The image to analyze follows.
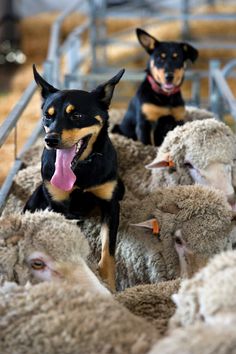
[116,279,180,334]
[4,107,215,211]
[0,210,110,296]
[148,324,236,354]
[3,174,234,291]
[83,185,233,290]
[147,119,236,206]
[148,251,236,354]
[0,281,159,354]
[170,250,236,329]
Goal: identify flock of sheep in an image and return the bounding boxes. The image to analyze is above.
[1,106,236,353]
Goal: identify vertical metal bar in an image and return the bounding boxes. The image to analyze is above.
[88,0,98,72]
[181,0,190,39]
[191,73,200,107]
[209,60,221,119]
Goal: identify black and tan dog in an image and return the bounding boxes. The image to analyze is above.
[24,66,125,290]
[112,28,198,146]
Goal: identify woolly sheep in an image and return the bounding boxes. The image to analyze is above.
[147,119,236,206]
[0,281,159,354]
[116,279,180,334]
[0,210,110,295]
[149,324,236,354]
[148,252,236,354]
[5,107,214,209]
[170,250,236,329]
[83,185,233,290]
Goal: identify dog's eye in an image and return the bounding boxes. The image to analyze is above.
[44,113,53,120]
[160,53,166,59]
[71,113,86,120]
[172,53,178,59]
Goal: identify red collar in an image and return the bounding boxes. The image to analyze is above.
[147,75,181,96]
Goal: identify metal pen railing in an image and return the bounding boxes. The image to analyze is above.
[0,0,87,213]
[210,59,236,122]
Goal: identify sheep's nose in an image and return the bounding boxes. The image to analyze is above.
[45,133,60,148]
[227,193,236,208]
[165,72,174,83]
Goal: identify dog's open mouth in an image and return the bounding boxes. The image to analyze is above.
[71,134,92,168]
[162,83,175,92]
[50,135,91,192]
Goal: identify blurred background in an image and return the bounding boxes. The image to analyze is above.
[0,0,236,186]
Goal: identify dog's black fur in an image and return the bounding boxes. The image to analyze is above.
[112,28,198,146]
[24,66,125,289]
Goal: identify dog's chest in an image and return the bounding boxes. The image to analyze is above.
[141,103,185,122]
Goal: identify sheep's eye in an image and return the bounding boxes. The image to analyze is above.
[175,236,183,246]
[30,259,46,270]
[184,161,193,169]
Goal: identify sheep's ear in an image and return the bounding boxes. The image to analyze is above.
[180,43,199,63]
[93,69,125,109]
[136,28,159,55]
[33,64,58,99]
[146,153,175,169]
[130,218,160,235]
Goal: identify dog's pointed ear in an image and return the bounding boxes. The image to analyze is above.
[33,64,58,99]
[93,69,125,109]
[180,43,199,63]
[136,28,158,54]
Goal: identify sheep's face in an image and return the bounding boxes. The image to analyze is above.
[174,229,208,278]
[183,160,235,207]
[147,153,235,208]
[26,251,61,283]
[26,250,111,295]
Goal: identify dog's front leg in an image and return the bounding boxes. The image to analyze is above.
[98,199,120,292]
[23,183,49,213]
[135,114,151,145]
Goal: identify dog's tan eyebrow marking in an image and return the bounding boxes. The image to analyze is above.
[173,52,178,58]
[66,104,75,114]
[161,52,166,59]
[47,106,55,116]
[95,115,103,125]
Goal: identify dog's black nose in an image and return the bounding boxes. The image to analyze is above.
[165,73,174,83]
[45,133,60,148]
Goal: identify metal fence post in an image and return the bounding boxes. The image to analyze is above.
[209,60,221,119]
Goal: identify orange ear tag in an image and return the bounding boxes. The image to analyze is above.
[152,219,160,235]
[168,159,175,168]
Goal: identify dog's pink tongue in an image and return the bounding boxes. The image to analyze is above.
[50,146,76,191]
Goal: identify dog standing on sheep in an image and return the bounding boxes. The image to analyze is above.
[24,66,125,291]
